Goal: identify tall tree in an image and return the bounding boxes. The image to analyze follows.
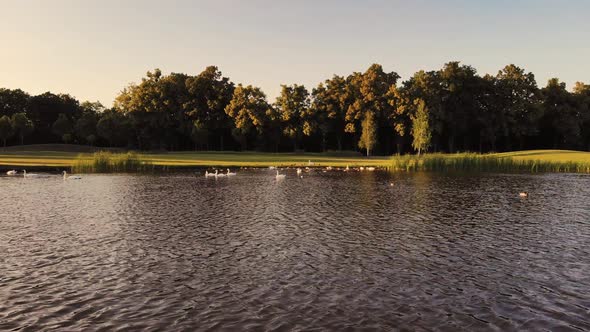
[358,111,377,156]
[185,66,234,150]
[0,115,13,147]
[52,113,73,143]
[225,84,272,150]
[495,65,541,150]
[411,99,431,155]
[11,113,34,145]
[275,84,310,150]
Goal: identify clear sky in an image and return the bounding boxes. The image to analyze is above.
[1,0,589,106]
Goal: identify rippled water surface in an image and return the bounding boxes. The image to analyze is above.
[1,170,590,331]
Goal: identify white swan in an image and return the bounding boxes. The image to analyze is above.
[205,170,216,177]
[226,169,236,176]
[62,171,82,180]
[215,169,226,177]
[367,167,376,171]
[6,170,17,175]
[275,170,286,180]
[344,165,350,172]
[296,168,302,175]
[22,170,48,178]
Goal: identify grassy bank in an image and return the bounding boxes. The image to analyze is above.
[72,152,153,173]
[391,152,590,173]
[1,145,590,173]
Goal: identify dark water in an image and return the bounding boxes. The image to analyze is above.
[1,170,590,331]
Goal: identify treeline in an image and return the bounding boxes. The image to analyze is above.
[1,62,590,154]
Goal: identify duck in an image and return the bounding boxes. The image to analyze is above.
[519,192,528,198]
[275,170,286,180]
[6,170,17,176]
[226,169,236,176]
[62,171,82,180]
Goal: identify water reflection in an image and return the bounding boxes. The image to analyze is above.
[1,171,589,330]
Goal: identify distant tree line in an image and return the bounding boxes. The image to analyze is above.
[1,62,590,154]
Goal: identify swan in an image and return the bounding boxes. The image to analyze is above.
[519,192,528,197]
[205,170,216,177]
[326,166,333,171]
[275,170,286,180]
[215,169,226,177]
[6,170,17,175]
[22,170,48,178]
[359,166,365,171]
[344,165,350,172]
[296,168,302,175]
[269,166,276,170]
[226,169,236,176]
[367,167,376,171]
[62,171,82,180]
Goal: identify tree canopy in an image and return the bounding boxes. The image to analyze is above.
[1,62,590,154]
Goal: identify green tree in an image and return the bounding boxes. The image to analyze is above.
[0,115,14,147]
[275,84,310,150]
[185,66,234,150]
[225,84,271,150]
[190,120,209,150]
[411,99,431,155]
[96,110,130,147]
[11,113,34,145]
[52,113,73,143]
[358,111,377,156]
[74,112,98,145]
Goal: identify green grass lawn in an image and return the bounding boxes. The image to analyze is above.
[1,145,590,169]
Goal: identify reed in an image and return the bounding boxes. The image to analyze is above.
[72,152,153,173]
[390,153,590,173]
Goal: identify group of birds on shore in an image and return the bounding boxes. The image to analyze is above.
[5,169,81,180]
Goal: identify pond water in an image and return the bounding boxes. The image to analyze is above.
[1,170,589,331]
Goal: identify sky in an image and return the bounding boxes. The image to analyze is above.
[1,0,589,106]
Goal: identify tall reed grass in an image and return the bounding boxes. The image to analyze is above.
[390,153,590,173]
[72,152,153,173]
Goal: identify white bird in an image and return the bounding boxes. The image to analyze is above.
[215,169,226,177]
[326,166,333,171]
[62,171,82,180]
[6,170,17,175]
[344,165,350,172]
[519,192,528,198]
[359,166,365,171]
[205,170,216,177]
[275,170,286,180]
[269,166,276,170]
[296,168,302,175]
[22,170,48,178]
[226,169,236,176]
[367,167,376,171]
